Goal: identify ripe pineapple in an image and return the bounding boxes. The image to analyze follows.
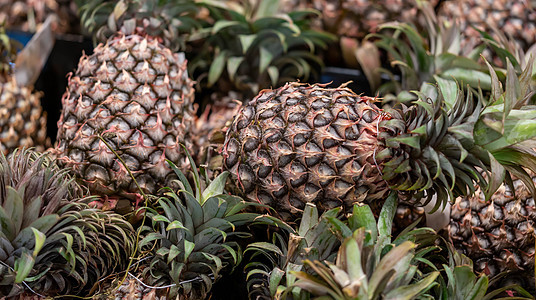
[0,149,135,298]
[54,0,197,210]
[291,230,439,299]
[245,203,340,299]
[448,176,536,290]
[222,58,536,222]
[268,193,441,299]
[437,0,536,55]
[0,27,48,155]
[0,0,79,33]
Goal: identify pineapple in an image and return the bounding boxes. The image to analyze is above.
[192,94,242,172]
[0,149,135,298]
[222,58,536,221]
[0,0,79,33]
[448,176,536,291]
[54,0,199,211]
[370,8,536,292]
[244,203,341,299]
[290,229,439,299]
[0,26,49,155]
[437,0,536,57]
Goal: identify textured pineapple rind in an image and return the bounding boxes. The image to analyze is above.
[54,33,195,201]
[0,78,48,155]
[222,82,389,219]
[448,177,536,283]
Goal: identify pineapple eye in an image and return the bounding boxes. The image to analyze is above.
[313,110,333,127]
[311,99,329,110]
[69,149,85,163]
[170,91,181,102]
[362,109,379,123]
[80,124,95,136]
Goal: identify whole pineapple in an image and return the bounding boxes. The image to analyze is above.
[0,26,48,155]
[0,0,79,33]
[222,61,536,221]
[54,0,198,210]
[448,175,536,290]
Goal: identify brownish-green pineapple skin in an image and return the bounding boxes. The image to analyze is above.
[448,177,536,286]
[0,78,48,154]
[438,0,536,52]
[223,83,390,219]
[0,0,79,33]
[280,0,433,39]
[54,34,195,203]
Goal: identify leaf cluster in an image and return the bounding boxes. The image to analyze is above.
[0,149,135,298]
[189,0,335,99]
[138,150,280,299]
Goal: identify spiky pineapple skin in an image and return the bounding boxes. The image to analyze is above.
[438,0,536,52]
[222,83,389,219]
[280,0,435,39]
[0,78,48,154]
[448,177,536,288]
[54,34,195,204]
[0,0,79,33]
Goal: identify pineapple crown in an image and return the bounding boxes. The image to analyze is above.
[0,149,135,297]
[244,203,341,299]
[281,193,441,299]
[189,0,335,99]
[76,0,203,50]
[139,149,279,299]
[377,55,536,211]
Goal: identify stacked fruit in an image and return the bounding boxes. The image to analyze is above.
[2,0,536,299]
[0,27,48,155]
[0,0,80,33]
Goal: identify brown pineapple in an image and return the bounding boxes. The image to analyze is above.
[221,81,518,221]
[437,0,536,54]
[54,34,195,208]
[0,27,48,154]
[448,176,536,288]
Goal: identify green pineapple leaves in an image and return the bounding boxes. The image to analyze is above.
[475,55,536,200]
[244,203,341,300]
[0,149,135,298]
[139,153,278,299]
[76,0,203,50]
[190,0,335,99]
[368,1,489,99]
[379,52,536,209]
[284,193,440,300]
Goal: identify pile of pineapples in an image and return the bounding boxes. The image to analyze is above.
[1,0,536,299]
